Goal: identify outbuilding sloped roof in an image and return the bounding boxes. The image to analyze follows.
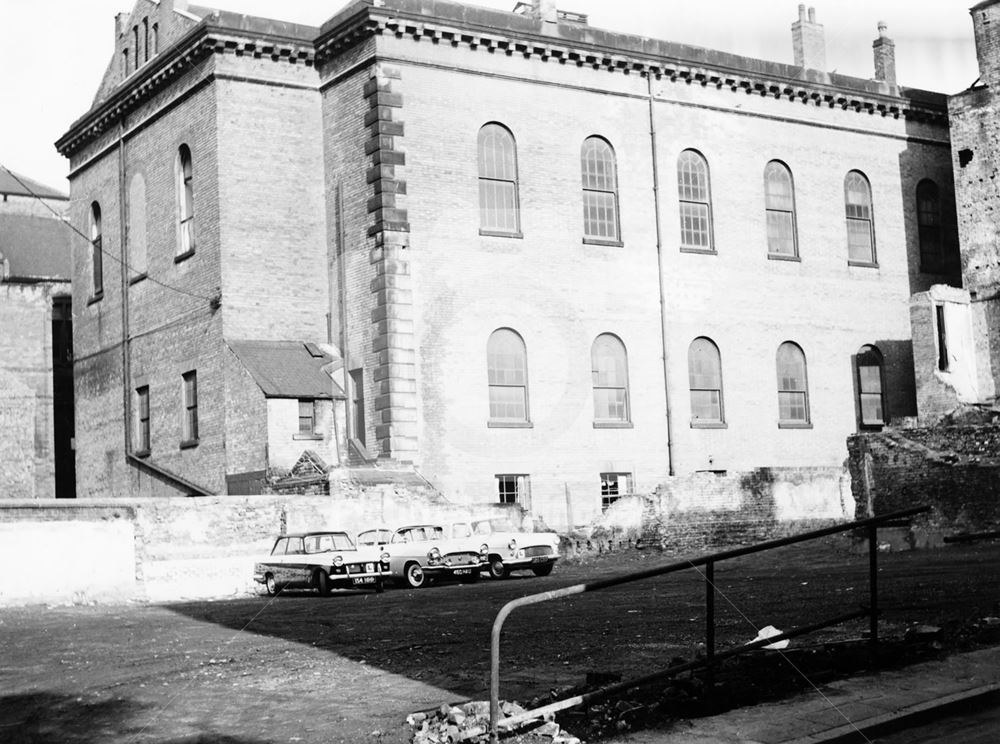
[0,167,67,200]
[0,213,74,280]
[228,340,345,399]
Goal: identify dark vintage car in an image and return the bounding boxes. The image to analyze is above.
[253,531,390,596]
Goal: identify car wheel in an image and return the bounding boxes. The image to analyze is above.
[531,562,554,577]
[265,574,278,596]
[488,557,509,580]
[316,569,331,596]
[405,562,426,589]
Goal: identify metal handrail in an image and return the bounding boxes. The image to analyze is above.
[488,505,931,742]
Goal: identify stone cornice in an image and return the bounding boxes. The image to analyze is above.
[56,20,317,158]
[355,6,947,125]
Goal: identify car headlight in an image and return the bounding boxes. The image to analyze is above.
[508,539,517,550]
[333,555,343,567]
[428,547,441,563]
[480,543,490,556]
[381,552,390,563]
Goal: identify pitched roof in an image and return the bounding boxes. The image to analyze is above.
[0,167,67,200]
[228,340,345,399]
[0,213,74,280]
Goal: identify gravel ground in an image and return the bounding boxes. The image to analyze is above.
[1,535,998,744]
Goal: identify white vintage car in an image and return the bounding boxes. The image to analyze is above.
[356,524,489,588]
[450,518,561,579]
[253,531,390,596]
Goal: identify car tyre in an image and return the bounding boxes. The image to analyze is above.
[405,562,426,589]
[488,558,510,580]
[531,562,554,577]
[265,574,278,596]
[316,569,331,596]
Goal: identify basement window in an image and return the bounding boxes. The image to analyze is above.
[601,472,633,512]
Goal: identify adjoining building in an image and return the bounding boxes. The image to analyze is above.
[56,0,962,529]
[0,167,75,499]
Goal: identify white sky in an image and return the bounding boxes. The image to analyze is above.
[0,0,979,192]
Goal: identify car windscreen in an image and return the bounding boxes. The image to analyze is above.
[304,533,355,553]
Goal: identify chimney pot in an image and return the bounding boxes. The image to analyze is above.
[798,4,806,22]
[808,7,816,23]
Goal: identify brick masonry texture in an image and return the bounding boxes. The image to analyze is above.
[848,426,1000,535]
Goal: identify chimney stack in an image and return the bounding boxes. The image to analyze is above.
[972,0,1000,88]
[791,5,827,71]
[872,22,896,87]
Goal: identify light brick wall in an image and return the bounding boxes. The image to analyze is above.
[354,33,950,528]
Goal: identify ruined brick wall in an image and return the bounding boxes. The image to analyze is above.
[847,426,1000,534]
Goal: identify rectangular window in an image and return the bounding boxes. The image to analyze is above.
[679,202,711,249]
[858,366,885,425]
[298,399,317,434]
[936,305,949,371]
[601,472,633,512]
[496,474,530,509]
[181,371,198,445]
[349,368,366,446]
[135,386,150,454]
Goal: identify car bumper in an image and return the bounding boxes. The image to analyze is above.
[422,562,485,577]
[501,555,559,570]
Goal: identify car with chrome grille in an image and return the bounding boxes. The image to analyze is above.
[452,518,560,579]
[253,531,390,596]
[357,524,489,588]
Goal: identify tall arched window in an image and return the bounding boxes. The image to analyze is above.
[765,161,797,258]
[591,334,630,424]
[129,174,148,280]
[856,345,886,428]
[487,328,529,424]
[478,123,520,235]
[688,337,724,424]
[917,179,943,272]
[176,144,195,258]
[581,137,620,241]
[776,341,810,426]
[89,201,103,298]
[845,170,875,265]
[677,149,713,252]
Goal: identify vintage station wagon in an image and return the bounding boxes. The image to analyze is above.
[253,531,390,595]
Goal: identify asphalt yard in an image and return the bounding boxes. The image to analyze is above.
[2,535,998,744]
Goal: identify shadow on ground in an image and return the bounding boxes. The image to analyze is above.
[0,692,273,744]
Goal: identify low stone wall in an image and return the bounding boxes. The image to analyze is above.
[0,488,524,606]
[579,467,854,554]
[847,425,1000,541]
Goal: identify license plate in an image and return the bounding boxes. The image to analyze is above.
[532,556,548,563]
[453,568,472,575]
[352,576,376,585]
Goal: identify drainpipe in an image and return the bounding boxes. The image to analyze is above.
[336,183,351,442]
[648,74,675,476]
[118,122,133,470]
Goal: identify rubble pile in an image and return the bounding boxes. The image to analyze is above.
[407,700,581,744]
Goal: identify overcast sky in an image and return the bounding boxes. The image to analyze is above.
[0,0,979,192]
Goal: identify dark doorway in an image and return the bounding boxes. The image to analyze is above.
[51,295,75,498]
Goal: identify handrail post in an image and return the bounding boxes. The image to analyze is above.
[868,522,879,669]
[705,559,715,711]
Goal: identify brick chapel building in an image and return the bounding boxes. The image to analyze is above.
[56,0,963,528]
